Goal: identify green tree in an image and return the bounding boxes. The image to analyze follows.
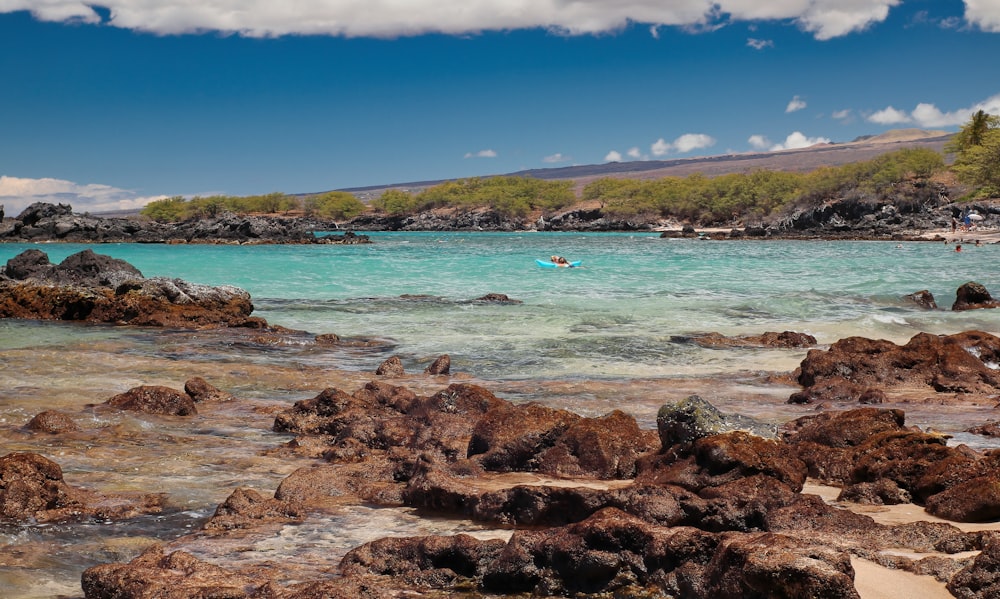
[141,196,189,222]
[372,189,416,214]
[952,128,1000,197]
[306,192,366,220]
[946,110,1000,154]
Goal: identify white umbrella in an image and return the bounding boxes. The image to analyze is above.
[968,213,984,222]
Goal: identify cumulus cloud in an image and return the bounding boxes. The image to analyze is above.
[832,108,852,120]
[627,147,642,159]
[965,0,1000,32]
[865,93,1000,127]
[543,152,570,163]
[0,175,167,215]
[651,133,716,156]
[464,149,497,158]
[769,132,831,151]
[785,95,807,113]
[0,0,914,39]
[604,150,623,162]
[747,134,771,150]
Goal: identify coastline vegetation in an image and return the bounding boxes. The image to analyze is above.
[141,113,999,226]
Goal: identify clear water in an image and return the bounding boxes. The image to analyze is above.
[1,233,998,597]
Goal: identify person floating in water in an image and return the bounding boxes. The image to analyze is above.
[956,244,962,252]
[550,255,572,267]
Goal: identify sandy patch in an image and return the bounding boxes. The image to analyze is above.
[852,557,955,599]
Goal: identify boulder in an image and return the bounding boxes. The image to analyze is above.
[656,395,776,449]
[953,281,1000,311]
[424,354,450,375]
[25,410,79,433]
[795,331,1000,398]
[905,289,938,310]
[105,385,197,416]
[202,487,305,531]
[183,377,235,402]
[947,536,1000,599]
[375,356,405,377]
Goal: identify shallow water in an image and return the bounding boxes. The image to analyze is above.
[1,233,999,597]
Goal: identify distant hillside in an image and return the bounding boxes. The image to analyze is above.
[337,129,953,199]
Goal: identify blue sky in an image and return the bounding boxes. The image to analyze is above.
[2,0,1000,214]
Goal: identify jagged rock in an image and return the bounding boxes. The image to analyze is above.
[905,289,938,309]
[105,385,197,416]
[655,395,776,449]
[947,536,1000,598]
[474,293,522,304]
[423,354,451,375]
[0,249,263,328]
[375,356,405,377]
[953,281,1000,311]
[795,331,1000,398]
[82,545,273,599]
[202,487,305,531]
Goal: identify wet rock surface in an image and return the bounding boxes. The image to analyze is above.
[74,374,1000,598]
[0,248,269,328]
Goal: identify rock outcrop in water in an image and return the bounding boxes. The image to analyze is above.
[0,248,269,328]
[0,202,370,244]
[77,379,1000,598]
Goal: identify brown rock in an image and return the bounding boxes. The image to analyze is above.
[375,356,405,377]
[468,402,581,472]
[341,533,507,587]
[953,281,1000,311]
[925,476,1000,522]
[947,536,1000,598]
[424,354,450,375]
[82,544,271,599]
[679,330,817,349]
[905,289,938,309]
[183,377,234,402]
[536,410,654,479]
[795,331,1000,397]
[25,410,78,433]
[105,385,197,416]
[203,487,305,531]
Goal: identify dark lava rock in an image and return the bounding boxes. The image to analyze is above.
[795,330,1000,398]
[0,249,263,328]
[474,292,523,304]
[656,395,777,449]
[948,536,1000,599]
[953,281,1000,311]
[105,385,197,416]
[905,289,938,310]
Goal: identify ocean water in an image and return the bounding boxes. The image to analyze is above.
[1,233,999,597]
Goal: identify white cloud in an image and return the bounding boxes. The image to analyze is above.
[627,147,642,159]
[832,108,852,120]
[769,132,831,151]
[604,150,623,162]
[0,175,167,215]
[464,149,497,158]
[0,0,913,39]
[747,37,773,50]
[865,93,1000,128]
[965,0,1000,32]
[748,134,771,150]
[652,133,716,156]
[867,106,913,125]
[785,95,807,113]
[543,152,569,163]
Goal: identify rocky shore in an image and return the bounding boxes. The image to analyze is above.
[0,202,369,244]
[2,250,1000,598]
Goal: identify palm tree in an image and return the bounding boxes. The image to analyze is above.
[946,110,1000,154]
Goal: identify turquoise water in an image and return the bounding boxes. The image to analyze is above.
[2,233,997,379]
[1,233,999,598]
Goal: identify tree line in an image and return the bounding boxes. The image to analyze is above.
[142,112,999,226]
